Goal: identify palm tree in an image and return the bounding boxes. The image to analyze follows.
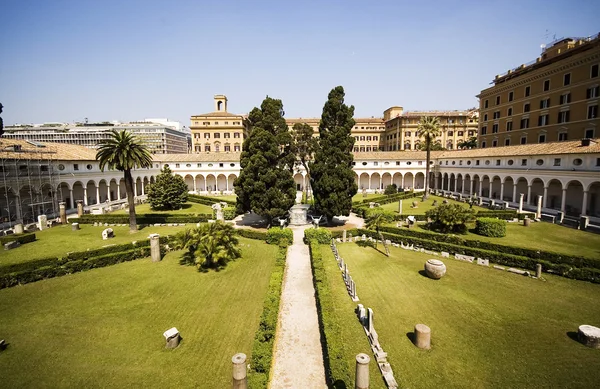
[174,222,241,269]
[365,208,395,255]
[417,116,441,200]
[96,129,153,232]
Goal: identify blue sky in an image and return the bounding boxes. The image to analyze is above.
[1,0,599,126]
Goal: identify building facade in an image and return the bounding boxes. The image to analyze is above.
[3,121,190,154]
[478,33,600,148]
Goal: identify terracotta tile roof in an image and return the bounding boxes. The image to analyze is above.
[0,139,97,160]
[156,152,241,162]
[353,150,444,160]
[191,111,245,118]
[438,139,600,158]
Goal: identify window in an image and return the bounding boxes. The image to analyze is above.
[224,145,231,152]
[219,163,224,168]
[507,107,513,116]
[224,122,229,125]
[538,114,549,126]
[197,163,202,167]
[554,158,561,166]
[485,160,491,165]
[506,121,513,131]
[560,93,571,105]
[204,133,210,139]
[484,100,489,108]
[524,103,530,112]
[585,128,595,138]
[525,86,531,97]
[214,122,219,125]
[224,133,230,138]
[492,141,498,148]
[573,158,583,166]
[493,111,500,119]
[481,126,487,135]
[505,139,510,146]
[521,136,527,145]
[557,110,570,123]
[496,96,500,105]
[205,145,211,152]
[540,98,550,109]
[404,143,411,150]
[373,162,378,166]
[543,80,550,91]
[508,91,513,102]
[596,158,600,166]
[521,159,528,166]
[564,73,571,86]
[588,105,598,119]
[483,113,488,121]
[592,64,599,78]
[520,118,529,129]
[492,124,499,133]
[458,131,463,136]
[73,164,79,171]
[234,144,241,152]
[495,159,500,165]
[366,136,371,141]
[214,133,221,139]
[373,136,378,141]
[481,141,486,148]
[587,86,600,99]
[58,164,65,171]
[558,132,568,141]
[407,161,412,166]
[202,121,210,125]
[468,131,474,136]
[86,164,93,170]
[536,159,543,166]
[234,132,240,138]
[448,131,454,136]
[538,134,546,143]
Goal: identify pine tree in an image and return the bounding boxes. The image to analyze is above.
[147,166,188,210]
[310,86,358,223]
[234,96,296,225]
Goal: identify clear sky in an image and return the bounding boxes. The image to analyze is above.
[1,0,599,126]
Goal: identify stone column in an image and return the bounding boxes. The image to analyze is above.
[193,178,197,193]
[412,175,415,190]
[581,191,589,216]
[414,324,431,349]
[478,179,483,198]
[518,193,524,213]
[226,177,229,191]
[15,195,22,221]
[512,185,517,203]
[343,230,347,242]
[107,188,112,202]
[141,182,145,196]
[59,202,67,224]
[442,175,446,191]
[488,181,493,199]
[14,223,24,234]
[433,173,438,190]
[369,175,372,191]
[542,186,548,208]
[96,186,101,204]
[536,264,542,278]
[134,182,138,198]
[232,353,247,389]
[77,201,84,216]
[117,187,122,200]
[462,177,466,194]
[580,216,589,230]
[560,188,567,213]
[536,195,543,219]
[500,182,505,201]
[150,234,161,262]
[83,188,88,206]
[355,353,370,389]
[469,179,474,196]
[69,189,74,209]
[527,185,532,205]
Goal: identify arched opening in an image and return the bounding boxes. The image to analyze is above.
[381,173,392,189]
[415,172,425,190]
[359,173,370,190]
[195,175,206,192]
[530,178,544,206]
[587,182,600,217]
[503,177,514,202]
[370,173,381,190]
[227,174,237,193]
[491,176,501,200]
[184,174,194,192]
[481,175,490,197]
[57,182,71,209]
[150,176,155,184]
[143,177,149,195]
[464,174,472,195]
[455,173,463,193]
[294,173,304,191]
[98,179,109,203]
[119,179,126,200]
[109,179,119,201]
[86,180,97,204]
[449,173,456,192]
[565,180,584,216]
[515,177,529,203]
[546,179,563,210]
[0,187,18,224]
[472,175,480,196]
[217,174,227,192]
[392,173,402,188]
[206,174,216,192]
[404,172,414,190]
[217,100,223,111]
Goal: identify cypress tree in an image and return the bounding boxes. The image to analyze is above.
[310,86,357,222]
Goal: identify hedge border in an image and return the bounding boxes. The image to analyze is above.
[248,246,287,388]
[77,214,211,224]
[0,233,36,245]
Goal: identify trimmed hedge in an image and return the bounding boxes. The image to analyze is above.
[0,232,36,245]
[378,226,600,271]
[266,228,293,247]
[475,218,507,237]
[188,194,236,207]
[476,210,526,220]
[304,228,333,244]
[330,229,359,239]
[237,229,268,241]
[77,214,211,224]
[0,256,60,276]
[360,228,599,283]
[308,240,353,387]
[248,246,287,388]
[358,190,418,205]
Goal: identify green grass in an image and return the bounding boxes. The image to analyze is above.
[352,193,385,203]
[411,222,600,259]
[204,194,237,202]
[333,243,600,388]
[0,224,188,267]
[378,195,487,215]
[0,237,278,388]
[113,201,214,215]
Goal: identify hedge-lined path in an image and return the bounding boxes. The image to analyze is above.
[270,226,327,389]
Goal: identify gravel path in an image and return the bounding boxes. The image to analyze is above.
[270,226,327,389]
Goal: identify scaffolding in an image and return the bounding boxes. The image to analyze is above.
[1,141,62,228]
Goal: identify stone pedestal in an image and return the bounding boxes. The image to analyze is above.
[232,353,248,389]
[59,202,67,224]
[580,216,589,230]
[518,193,524,213]
[343,230,347,242]
[37,215,47,230]
[289,204,310,226]
[76,201,84,217]
[14,223,24,234]
[355,353,370,389]
[536,195,543,219]
[150,233,161,262]
[163,327,180,349]
[535,263,542,278]
[578,325,600,349]
[414,324,431,349]
[72,223,80,231]
[523,218,530,227]
[424,259,446,279]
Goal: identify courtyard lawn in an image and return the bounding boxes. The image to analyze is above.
[202,194,237,202]
[411,222,600,259]
[379,195,487,215]
[0,237,278,388]
[333,243,600,388]
[352,193,385,203]
[113,201,214,215]
[0,224,188,267]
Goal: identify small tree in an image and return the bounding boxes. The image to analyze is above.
[173,222,241,270]
[147,166,188,210]
[425,204,475,234]
[365,208,396,251]
[384,184,398,195]
[458,137,478,149]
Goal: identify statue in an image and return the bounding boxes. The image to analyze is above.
[309,215,323,229]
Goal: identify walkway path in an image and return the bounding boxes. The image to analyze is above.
[270,226,327,389]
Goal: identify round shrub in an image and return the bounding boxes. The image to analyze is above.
[475,217,506,237]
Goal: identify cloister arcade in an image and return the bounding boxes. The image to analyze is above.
[181,173,238,193]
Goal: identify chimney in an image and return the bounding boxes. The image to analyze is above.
[581,138,597,147]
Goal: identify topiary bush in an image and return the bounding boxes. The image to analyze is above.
[304,227,332,244]
[384,184,398,195]
[475,218,507,237]
[425,204,476,234]
[266,227,293,247]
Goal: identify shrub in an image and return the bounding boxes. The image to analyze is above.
[384,184,398,195]
[188,194,236,207]
[425,204,476,233]
[176,222,241,269]
[475,218,507,237]
[237,229,268,241]
[304,228,332,244]
[0,232,36,245]
[146,166,189,210]
[266,228,293,247]
[248,247,286,387]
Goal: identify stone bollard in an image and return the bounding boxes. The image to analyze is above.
[580,216,589,231]
[578,325,600,349]
[14,223,24,234]
[523,217,530,227]
[414,324,431,349]
[72,223,80,231]
[77,201,84,217]
[343,230,347,243]
[232,353,247,389]
[355,353,370,389]
[556,211,564,224]
[59,202,67,224]
[536,263,542,278]
[150,234,161,262]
